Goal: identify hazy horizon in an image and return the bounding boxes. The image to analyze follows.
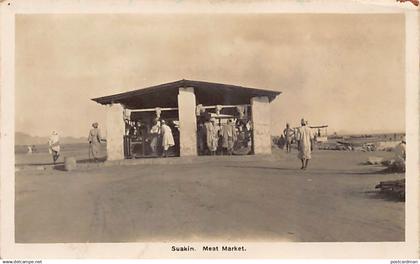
[16,14,405,138]
[15,126,406,140]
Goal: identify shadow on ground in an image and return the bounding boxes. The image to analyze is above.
[364,190,404,202]
[341,167,405,175]
[223,165,297,171]
[77,157,107,164]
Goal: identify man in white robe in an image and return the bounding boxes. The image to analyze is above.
[205,118,219,155]
[149,120,161,156]
[221,119,237,155]
[161,120,175,157]
[297,118,314,169]
[48,131,60,164]
[393,140,406,171]
[88,122,102,162]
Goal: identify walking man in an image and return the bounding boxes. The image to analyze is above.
[27,145,33,154]
[48,131,60,164]
[88,122,102,162]
[297,118,314,170]
[283,123,294,153]
[161,120,175,157]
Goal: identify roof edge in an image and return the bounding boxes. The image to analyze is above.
[91,79,281,105]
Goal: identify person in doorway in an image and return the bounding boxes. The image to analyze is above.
[297,118,314,170]
[221,119,237,155]
[149,119,161,156]
[283,123,294,153]
[161,120,175,157]
[205,118,219,155]
[48,131,60,164]
[88,122,102,162]
[197,122,207,155]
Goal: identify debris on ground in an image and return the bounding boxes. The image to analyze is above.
[361,143,376,152]
[318,144,348,151]
[366,156,384,165]
[64,156,77,171]
[380,159,394,166]
[385,160,405,173]
[364,157,405,172]
[375,179,405,201]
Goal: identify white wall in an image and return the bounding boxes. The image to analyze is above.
[106,104,125,160]
[251,96,272,154]
[177,87,198,156]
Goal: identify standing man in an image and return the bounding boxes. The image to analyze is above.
[205,118,219,155]
[197,122,206,155]
[160,120,175,158]
[221,119,237,155]
[88,122,102,162]
[283,123,294,153]
[149,119,161,156]
[297,118,314,170]
[48,131,60,164]
[393,139,406,171]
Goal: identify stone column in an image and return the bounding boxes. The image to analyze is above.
[251,96,272,154]
[177,87,197,156]
[106,103,125,160]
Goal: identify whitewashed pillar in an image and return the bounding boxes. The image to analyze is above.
[177,87,197,156]
[251,96,272,154]
[106,103,125,160]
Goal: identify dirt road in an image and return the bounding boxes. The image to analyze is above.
[15,149,404,242]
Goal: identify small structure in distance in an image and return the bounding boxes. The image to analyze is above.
[310,125,328,143]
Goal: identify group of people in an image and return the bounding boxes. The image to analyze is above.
[282,118,315,170]
[26,144,37,154]
[45,116,406,173]
[47,117,313,169]
[149,119,175,157]
[198,118,238,155]
[47,122,104,164]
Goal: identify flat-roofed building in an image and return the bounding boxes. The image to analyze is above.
[92,79,280,160]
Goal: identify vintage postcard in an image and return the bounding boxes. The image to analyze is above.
[0,0,419,260]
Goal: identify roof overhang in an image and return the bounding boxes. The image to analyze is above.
[92,79,281,109]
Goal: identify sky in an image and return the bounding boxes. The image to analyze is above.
[15,14,405,138]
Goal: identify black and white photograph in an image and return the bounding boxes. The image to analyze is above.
[1,0,419,260]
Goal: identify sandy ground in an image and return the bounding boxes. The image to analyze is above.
[15,149,404,243]
[15,143,107,166]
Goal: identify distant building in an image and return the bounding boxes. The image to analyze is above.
[92,79,280,160]
[309,125,328,142]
